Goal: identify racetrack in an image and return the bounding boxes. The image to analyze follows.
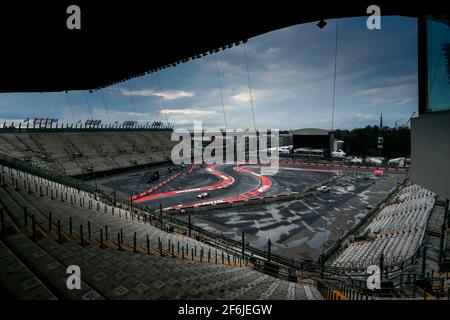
[92,161,407,260]
[131,163,339,210]
[135,164,269,209]
[132,164,235,203]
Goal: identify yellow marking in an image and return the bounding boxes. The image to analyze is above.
[13,224,21,234]
[37,227,48,238]
[332,290,349,300]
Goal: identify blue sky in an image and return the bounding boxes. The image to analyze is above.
[0,16,418,130]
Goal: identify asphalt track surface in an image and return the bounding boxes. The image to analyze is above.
[95,162,406,211]
[132,163,346,209]
[185,172,406,261]
[93,162,407,260]
[122,162,405,209]
[136,164,268,209]
[133,164,235,203]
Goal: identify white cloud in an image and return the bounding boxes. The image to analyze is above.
[266,47,281,54]
[160,108,218,116]
[231,89,269,103]
[381,74,418,86]
[261,47,281,59]
[158,108,226,127]
[354,87,383,96]
[353,80,417,107]
[120,88,194,100]
[336,66,376,82]
[231,92,252,103]
[353,113,379,120]
[397,98,414,105]
[205,59,243,75]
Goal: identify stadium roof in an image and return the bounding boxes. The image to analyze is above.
[292,128,331,136]
[0,2,447,93]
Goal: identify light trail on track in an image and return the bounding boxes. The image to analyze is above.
[168,166,272,209]
[133,163,339,210]
[133,164,235,203]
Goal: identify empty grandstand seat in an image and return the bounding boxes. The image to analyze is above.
[0,165,322,300]
[328,184,436,270]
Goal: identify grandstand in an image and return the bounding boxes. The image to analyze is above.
[328,184,436,271]
[0,127,174,177]
[0,164,321,299]
[311,182,450,300]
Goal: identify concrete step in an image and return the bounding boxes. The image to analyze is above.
[0,240,57,300]
[5,233,104,300]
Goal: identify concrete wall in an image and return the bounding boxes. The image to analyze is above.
[410,111,450,199]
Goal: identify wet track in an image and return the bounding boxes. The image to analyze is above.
[136,164,268,209]
[92,162,407,260]
[132,165,235,202]
[134,164,340,210]
[95,162,404,212]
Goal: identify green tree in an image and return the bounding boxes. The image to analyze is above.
[335,125,410,158]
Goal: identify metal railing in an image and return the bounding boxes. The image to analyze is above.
[0,154,97,194]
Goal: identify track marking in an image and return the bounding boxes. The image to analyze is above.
[169,166,273,209]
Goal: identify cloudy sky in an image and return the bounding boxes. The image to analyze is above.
[0,16,418,130]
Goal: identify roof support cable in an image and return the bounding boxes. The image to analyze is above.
[330,18,339,133]
[84,91,94,120]
[243,42,257,130]
[65,91,76,123]
[214,54,228,129]
[100,91,112,125]
[156,72,169,124]
[126,80,138,122]
[323,18,340,262]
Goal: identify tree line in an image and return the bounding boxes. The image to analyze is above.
[334,125,410,159]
